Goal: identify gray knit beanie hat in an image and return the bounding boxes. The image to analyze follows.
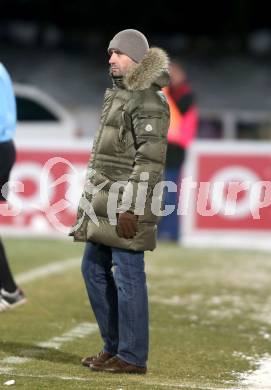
[108,29,149,63]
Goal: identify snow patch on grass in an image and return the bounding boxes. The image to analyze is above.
[234,352,271,389]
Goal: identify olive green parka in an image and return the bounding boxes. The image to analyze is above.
[70,47,170,251]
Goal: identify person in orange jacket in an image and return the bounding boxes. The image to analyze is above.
[158,60,199,241]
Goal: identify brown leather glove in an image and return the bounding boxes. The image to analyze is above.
[116,212,138,239]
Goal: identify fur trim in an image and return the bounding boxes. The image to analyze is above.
[123,47,169,91]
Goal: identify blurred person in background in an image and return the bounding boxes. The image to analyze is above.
[158,59,198,241]
[70,29,169,374]
[0,63,26,312]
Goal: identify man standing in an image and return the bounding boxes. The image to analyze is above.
[70,29,169,374]
[0,63,26,311]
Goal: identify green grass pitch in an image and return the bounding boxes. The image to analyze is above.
[0,238,271,389]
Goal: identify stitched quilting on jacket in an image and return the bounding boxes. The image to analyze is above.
[70,47,170,251]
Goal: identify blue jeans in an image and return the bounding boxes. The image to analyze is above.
[81,242,149,367]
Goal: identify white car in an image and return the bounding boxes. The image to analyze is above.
[14,83,79,140]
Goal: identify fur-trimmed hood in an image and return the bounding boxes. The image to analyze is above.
[123,47,169,91]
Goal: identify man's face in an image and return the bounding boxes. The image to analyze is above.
[109,49,136,76]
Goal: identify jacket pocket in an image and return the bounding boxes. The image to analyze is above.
[135,112,166,139]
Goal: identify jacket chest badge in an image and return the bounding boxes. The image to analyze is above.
[145,124,153,132]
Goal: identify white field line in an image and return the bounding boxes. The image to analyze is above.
[16,257,172,287]
[0,323,98,376]
[36,322,98,349]
[144,383,241,390]
[0,370,245,390]
[16,257,80,285]
[1,357,30,365]
[0,371,91,381]
[0,367,12,374]
[0,257,86,376]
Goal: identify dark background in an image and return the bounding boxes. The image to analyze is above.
[1,0,271,119]
[0,0,270,54]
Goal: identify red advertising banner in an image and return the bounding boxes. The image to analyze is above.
[2,139,271,251]
[0,141,90,237]
[195,154,271,230]
[182,141,271,250]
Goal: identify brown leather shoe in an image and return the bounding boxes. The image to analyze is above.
[81,351,114,367]
[90,355,147,374]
